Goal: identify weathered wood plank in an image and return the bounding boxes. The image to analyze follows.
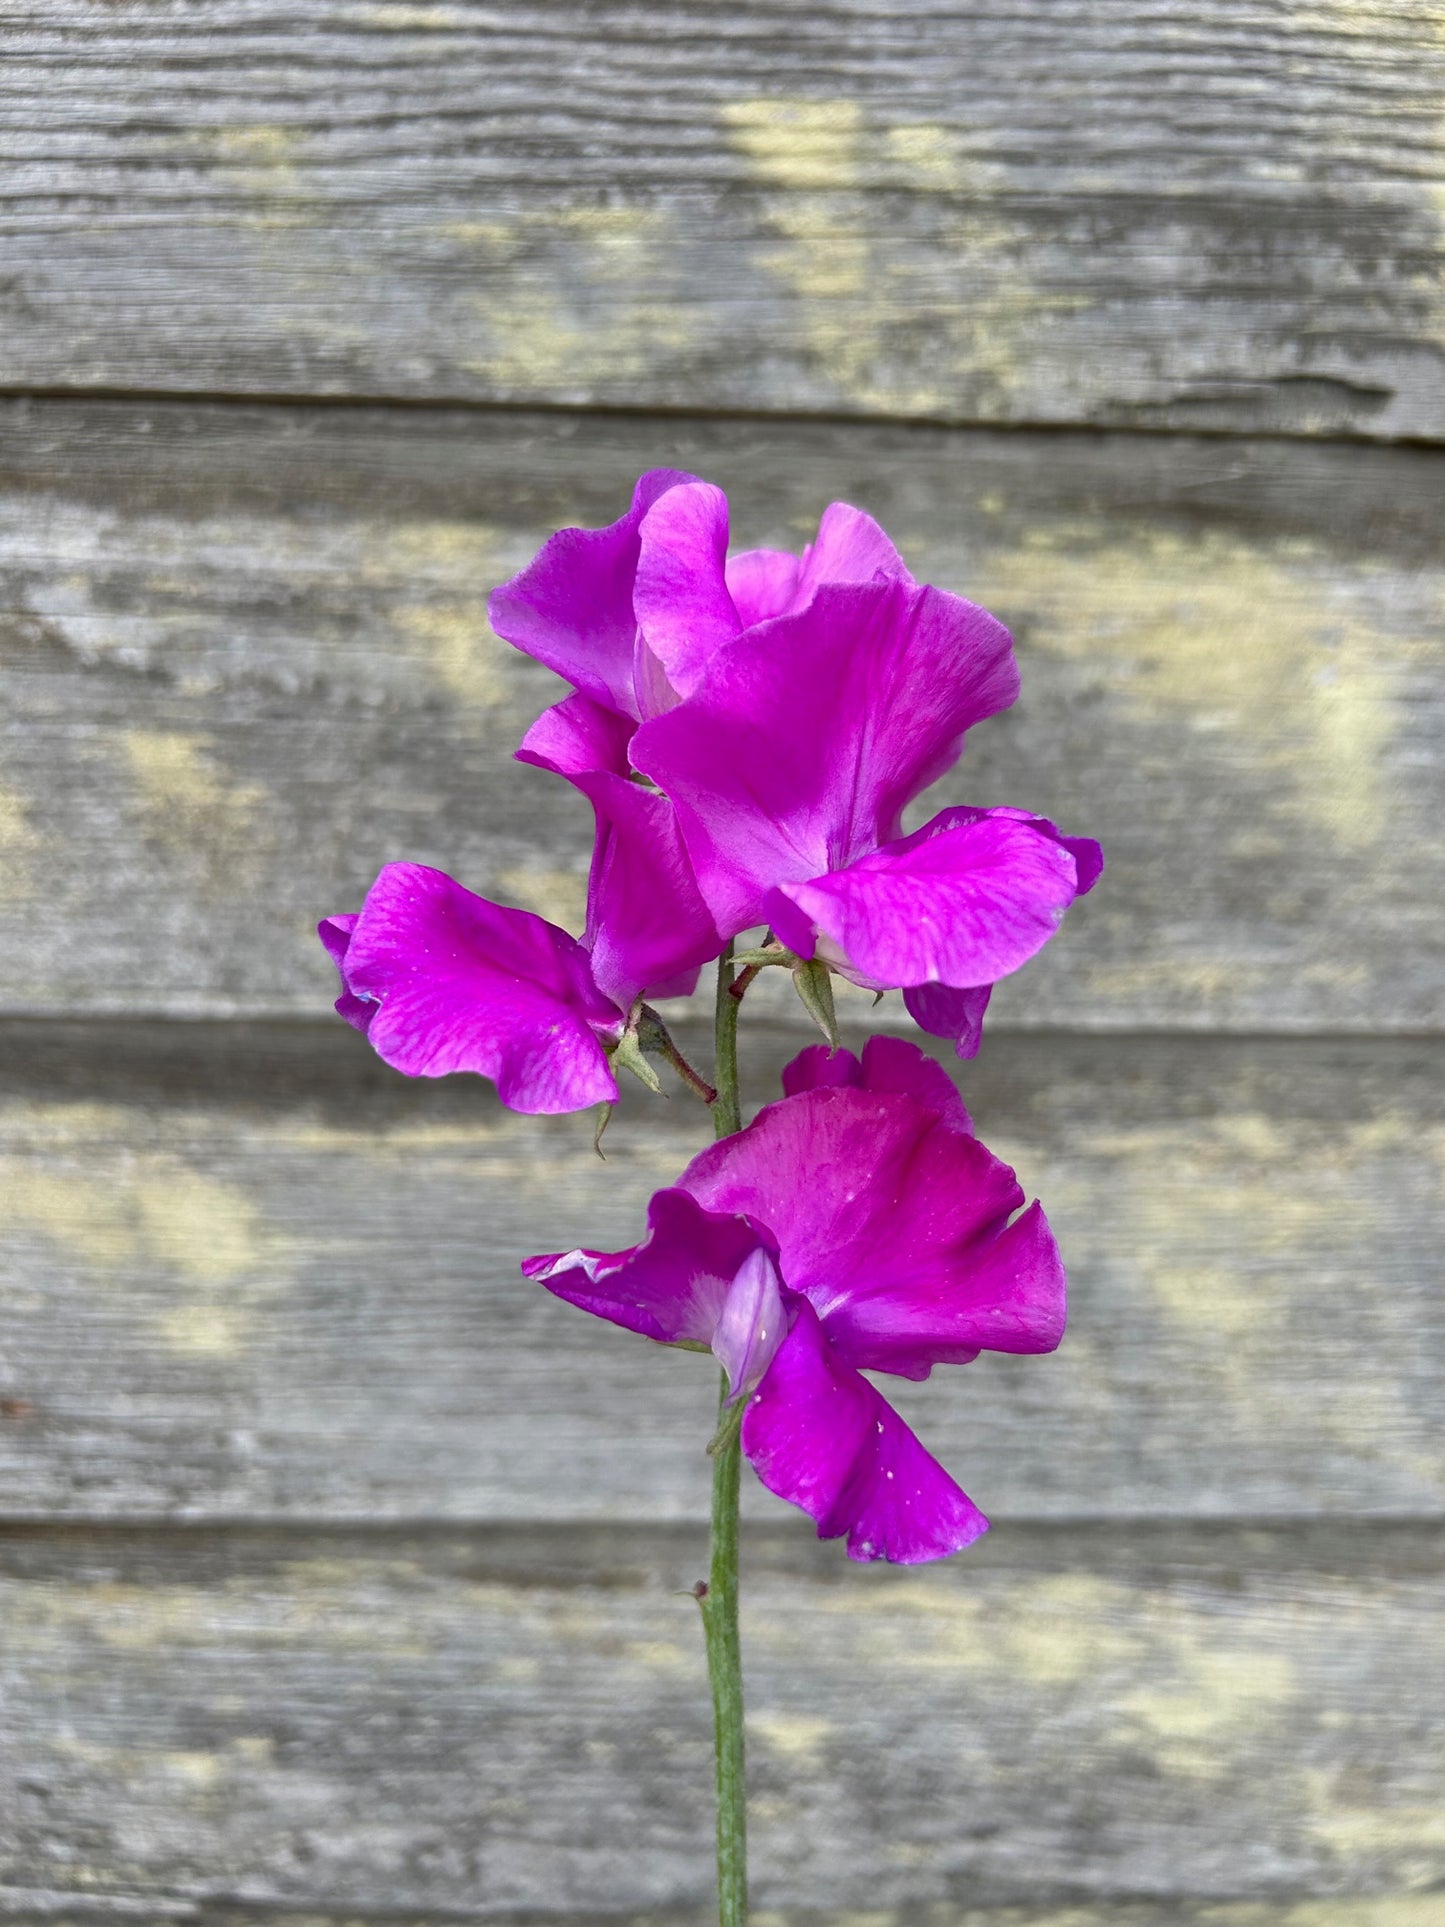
[1,1522,1441,1915]
[2,4,1444,436]
[1,1022,1440,1522]
[2,1912,1441,1927]
[5,1907,1443,1927]
[1,401,1441,1030]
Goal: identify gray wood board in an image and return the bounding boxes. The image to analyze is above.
[0,1911,1441,1927]
[5,1913,1441,1927]
[2,401,1442,1031]
[2,5,1445,437]
[2,1021,1440,1523]
[1,1521,1442,1916]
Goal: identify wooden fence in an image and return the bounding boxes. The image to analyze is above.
[1,6,1442,1923]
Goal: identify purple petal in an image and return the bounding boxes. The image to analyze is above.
[633,482,740,700]
[523,1187,762,1347]
[1062,833,1105,896]
[780,1044,863,1096]
[835,1199,1066,1379]
[722,547,803,630]
[633,580,1018,934]
[318,912,357,969]
[574,771,722,1009]
[724,501,913,628]
[767,806,1088,994]
[713,1245,787,1403]
[487,469,696,719]
[797,500,913,596]
[903,982,994,1060]
[782,1034,971,1132]
[680,1083,1062,1378]
[742,1296,988,1563]
[317,912,374,1033]
[516,691,635,781]
[341,863,621,1113]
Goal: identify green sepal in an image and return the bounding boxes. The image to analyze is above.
[706,1393,746,1458]
[607,1022,665,1094]
[731,943,796,970]
[791,956,839,1048]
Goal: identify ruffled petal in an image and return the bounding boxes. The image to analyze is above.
[796,500,913,599]
[633,579,1018,934]
[487,469,695,719]
[317,913,374,1033]
[742,1296,988,1563]
[339,863,621,1113]
[523,1187,761,1347]
[835,1198,1066,1379]
[574,770,722,1008]
[781,1035,971,1133]
[633,481,740,700]
[778,1042,863,1096]
[767,806,1091,993]
[902,982,994,1060]
[722,547,803,629]
[679,1082,1061,1378]
[1064,833,1105,896]
[724,501,912,627]
[516,691,635,781]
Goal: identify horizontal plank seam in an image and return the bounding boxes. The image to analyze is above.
[7,1900,1434,1927]
[2,1017,1442,1049]
[34,1896,1420,1927]
[1,1516,1441,1539]
[1,384,1442,454]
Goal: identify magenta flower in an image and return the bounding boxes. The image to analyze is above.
[489,469,914,754]
[524,1037,1065,1562]
[514,701,722,1012]
[491,473,1101,1059]
[631,579,1102,1057]
[328,464,1097,1904]
[492,473,922,1014]
[319,863,626,1114]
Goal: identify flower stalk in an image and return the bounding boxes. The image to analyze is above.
[322,471,1099,1925]
[711,941,742,1140]
[699,941,748,1924]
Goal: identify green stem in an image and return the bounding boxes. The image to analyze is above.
[711,941,742,1141]
[638,1006,717,1107]
[700,943,747,1924]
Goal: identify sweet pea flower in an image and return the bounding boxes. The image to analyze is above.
[524,1037,1065,1562]
[630,577,1103,1058]
[491,473,1101,1059]
[488,468,914,761]
[490,471,923,1012]
[320,863,633,1115]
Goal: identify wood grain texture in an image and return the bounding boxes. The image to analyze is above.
[6,6,1445,1915]
[1,1522,1442,1916]
[2,4,1445,436]
[2,1912,1442,1927]
[2,400,1442,1031]
[4,1910,1441,1927]
[2,1021,1440,1523]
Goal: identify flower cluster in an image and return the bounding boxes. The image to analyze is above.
[322,471,1099,1563]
